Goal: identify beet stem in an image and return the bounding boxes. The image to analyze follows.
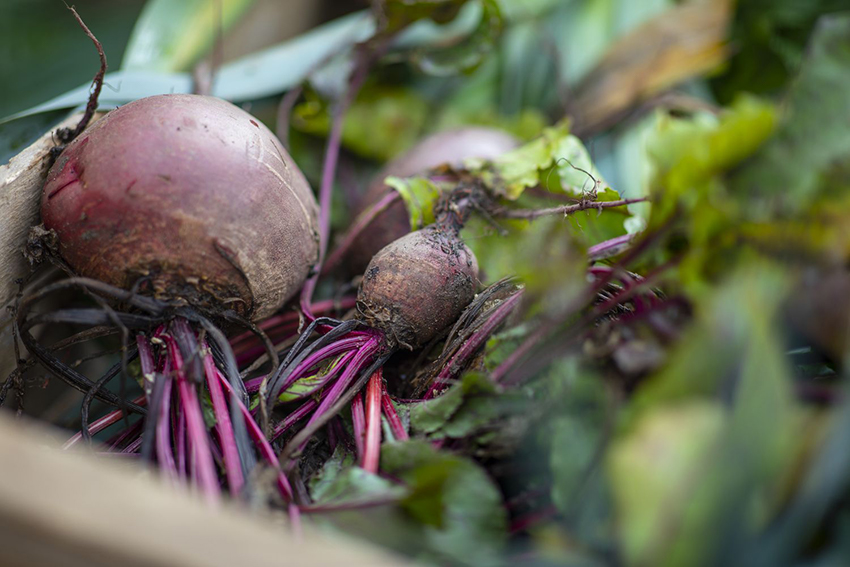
[166,332,220,505]
[203,340,244,497]
[61,6,107,143]
[80,352,137,441]
[214,368,293,501]
[156,376,178,482]
[287,350,359,402]
[587,233,637,261]
[299,44,382,319]
[271,398,318,442]
[275,85,303,149]
[274,336,367,398]
[426,290,523,398]
[495,197,647,221]
[63,394,147,450]
[106,419,143,452]
[303,341,379,434]
[362,369,383,474]
[187,312,257,479]
[231,297,356,349]
[121,433,144,454]
[265,319,361,404]
[279,345,393,466]
[351,392,366,459]
[380,384,408,442]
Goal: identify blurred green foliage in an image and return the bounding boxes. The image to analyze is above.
[0,0,145,118]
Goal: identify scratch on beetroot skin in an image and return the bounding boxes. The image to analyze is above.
[125,179,138,194]
[47,172,81,199]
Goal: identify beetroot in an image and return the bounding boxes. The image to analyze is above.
[357,224,479,349]
[42,94,319,320]
[264,221,481,469]
[28,95,324,506]
[336,127,518,276]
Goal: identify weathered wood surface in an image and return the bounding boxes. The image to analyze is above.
[0,413,407,567]
[0,113,99,379]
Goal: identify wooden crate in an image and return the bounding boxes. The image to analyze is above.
[0,413,406,566]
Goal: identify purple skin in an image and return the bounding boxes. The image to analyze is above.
[332,127,518,277]
[42,94,319,321]
[357,224,479,350]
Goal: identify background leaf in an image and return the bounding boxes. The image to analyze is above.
[730,13,850,214]
[121,0,257,72]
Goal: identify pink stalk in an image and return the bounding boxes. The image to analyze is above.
[176,405,187,479]
[178,378,219,504]
[288,350,360,401]
[587,233,635,261]
[271,398,318,441]
[63,395,147,449]
[156,376,178,482]
[362,369,382,474]
[244,374,269,394]
[230,297,357,348]
[300,47,375,320]
[202,340,244,496]
[304,340,380,432]
[214,368,293,501]
[136,333,157,397]
[166,333,220,505]
[139,333,179,482]
[351,392,366,458]
[381,384,408,441]
[106,419,143,451]
[289,503,303,540]
[122,434,143,454]
[425,291,523,398]
[272,336,368,400]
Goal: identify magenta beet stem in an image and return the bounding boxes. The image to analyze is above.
[213,367,293,501]
[274,335,368,398]
[231,297,357,347]
[202,339,244,497]
[122,433,144,454]
[362,369,382,474]
[304,339,380,432]
[176,392,187,479]
[156,375,178,483]
[63,394,147,449]
[351,391,366,459]
[271,398,318,442]
[587,233,636,261]
[425,291,523,398]
[165,330,221,506]
[381,382,408,442]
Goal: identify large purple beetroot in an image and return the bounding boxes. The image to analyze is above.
[42,94,319,320]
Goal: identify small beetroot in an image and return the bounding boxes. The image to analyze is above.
[357,224,479,349]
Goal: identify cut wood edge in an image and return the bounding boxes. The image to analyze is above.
[0,413,408,567]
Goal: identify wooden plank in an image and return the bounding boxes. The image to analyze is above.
[0,114,101,378]
[0,414,407,567]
